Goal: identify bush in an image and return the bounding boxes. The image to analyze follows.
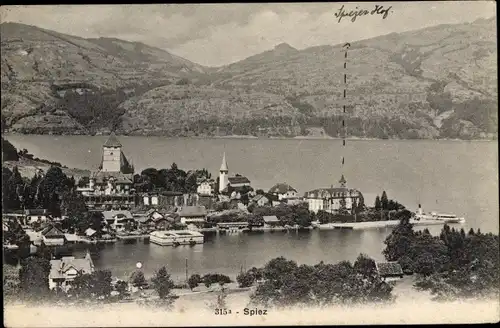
[202,273,232,288]
[188,274,202,290]
[236,271,255,288]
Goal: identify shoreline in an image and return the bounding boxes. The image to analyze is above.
[2,132,497,142]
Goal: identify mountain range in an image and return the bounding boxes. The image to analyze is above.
[1,18,497,139]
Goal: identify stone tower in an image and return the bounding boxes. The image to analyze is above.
[219,152,229,193]
[101,133,122,172]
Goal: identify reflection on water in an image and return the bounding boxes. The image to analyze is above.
[71,226,467,280]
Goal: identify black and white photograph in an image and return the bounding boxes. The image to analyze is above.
[1,2,498,326]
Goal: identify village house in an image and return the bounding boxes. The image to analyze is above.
[141,191,188,209]
[216,221,249,232]
[263,215,281,228]
[132,209,172,231]
[375,262,404,282]
[49,251,95,292]
[24,209,49,225]
[77,134,135,210]
[252,194,270,207]
[41,224,66,246]
[178,206,207,225]
[304,175,363,213]
[268,183,299,201]
[102,210,135,232]
[196,178,215,196]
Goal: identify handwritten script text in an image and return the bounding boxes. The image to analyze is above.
[335,5,393,23]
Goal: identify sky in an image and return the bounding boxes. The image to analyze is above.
[0,2,496,67]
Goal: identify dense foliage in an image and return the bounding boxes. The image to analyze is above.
[2,137,19,161]
[18,256,51,299]
[250,203,313,227]
[134,163,211,193]
[151,266,175,304]
[248,255,393,308]
[2,165,76,217]
[383,218,499,300]
[70,270,113,299]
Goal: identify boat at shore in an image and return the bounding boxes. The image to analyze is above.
[149,230,204,246]
[414,204,466,224]
[317,218,452,230]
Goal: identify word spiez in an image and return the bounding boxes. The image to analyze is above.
[335,5,393,23]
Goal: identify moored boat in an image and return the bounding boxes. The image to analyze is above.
[414,204,465,224]
[149,230,204,246]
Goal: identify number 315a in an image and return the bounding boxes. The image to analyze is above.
[215,308,232,315]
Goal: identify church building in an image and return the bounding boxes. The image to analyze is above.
[218,152,251,194]
[77,133,136,210]
[304,175,363,214]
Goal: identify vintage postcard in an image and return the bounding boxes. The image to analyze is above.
[2,2,499,326]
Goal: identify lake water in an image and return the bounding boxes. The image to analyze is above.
[4,135,498,279]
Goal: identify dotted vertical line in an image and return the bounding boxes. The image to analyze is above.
[342,44,349,170]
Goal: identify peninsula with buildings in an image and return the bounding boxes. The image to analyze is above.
[3,133,464,254]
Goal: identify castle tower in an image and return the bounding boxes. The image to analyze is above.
[339,174,347,188]
[101,133,122,172]
[219,152,229,193]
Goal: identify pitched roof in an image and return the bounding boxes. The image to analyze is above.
[376,262,403,277]
[253,194,269,202]
[49,254,94,279]
[263,215,280,223]
[220,152,228,172]
[179,206,207,217]
[91,171,133,184]
[103,133,122,148]
[102,210,133,220]
[228,176,251,185]
[269,183,297,194]
[41,225,64,237]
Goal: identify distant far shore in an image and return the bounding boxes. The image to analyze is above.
[2,133,497,142]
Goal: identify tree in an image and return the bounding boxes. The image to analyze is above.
[188,274,202,290]
[382,215,415,261]
[381,191,389,210]
[115,280,129,297]
[19,256,51,298]
[130,270,147,287]
[354,253,377,278]
[60,191,88,220]
[151,266,175,301]
[374,196,382,211]
[90,270,113,299]
[2,137,19,161]
[357,193,365,213]
[236,271,256,288]
[77,176,90,188]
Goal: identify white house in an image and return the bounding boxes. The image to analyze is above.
[143,194,159,206]
[102,210,134,231]
[197,179,215,196]
[24,209,49,225]
[252,194,270,207]
[304,175,362,213]
[178,206,207,225]
[268,183,299,200]
[49,252,95,291]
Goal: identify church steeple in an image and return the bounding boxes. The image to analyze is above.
[220,152,228,172]
[219,152,229,193]
[339,174,347,188]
